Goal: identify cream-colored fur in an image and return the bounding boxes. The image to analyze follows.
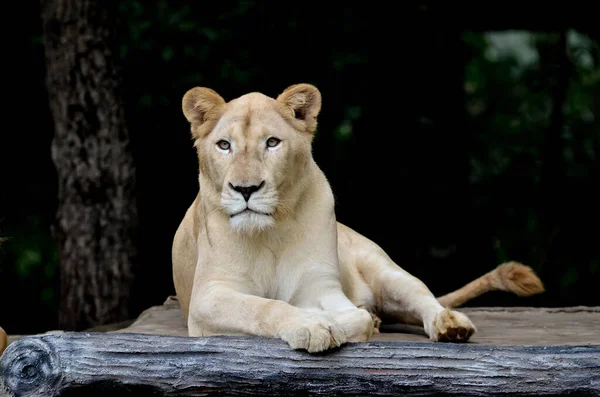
[172,83,544,352]
[0,327,7,356]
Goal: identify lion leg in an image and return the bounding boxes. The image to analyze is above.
[337,223,475,343]
[372,263,476,342]
[188,280,349,353]
[291,283,376,344]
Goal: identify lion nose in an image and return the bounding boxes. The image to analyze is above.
[229,181,265,202]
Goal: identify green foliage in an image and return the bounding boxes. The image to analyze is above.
[1,217,58,305]
[2,0,371,334]
[463,29,599,299]
[2,3,597,337]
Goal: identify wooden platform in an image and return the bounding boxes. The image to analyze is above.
[2,297,599,396]
[7,296,600,347]
[105,296,600,346]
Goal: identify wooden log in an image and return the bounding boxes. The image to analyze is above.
[1,333,599,397]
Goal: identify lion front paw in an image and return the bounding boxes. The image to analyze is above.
[279,313,347,353]
[428,308,476,343]
[332,308,375,342]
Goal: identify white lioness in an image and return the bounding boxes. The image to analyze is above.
[172,83,544,352]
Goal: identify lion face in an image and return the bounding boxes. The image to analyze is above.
[182,84,322,234]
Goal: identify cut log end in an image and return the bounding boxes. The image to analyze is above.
[0,337,63,397]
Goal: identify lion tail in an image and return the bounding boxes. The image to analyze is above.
[436,261,545,308]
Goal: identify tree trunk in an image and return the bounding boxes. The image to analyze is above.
[1,333,599,396]
[41,0,137,331]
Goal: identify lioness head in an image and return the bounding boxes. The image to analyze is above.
[182,84,322,234]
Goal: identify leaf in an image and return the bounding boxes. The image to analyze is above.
[41,287,54,302]
[335,122,353,142]
[162,46,175,62]
[17,249,42,278]
[201,28,219,41]
[560,268,579,292]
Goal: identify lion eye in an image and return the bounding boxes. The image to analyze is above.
[266,137,281,148]
[216,140,230,151]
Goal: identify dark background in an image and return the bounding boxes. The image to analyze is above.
[0,2,598,334]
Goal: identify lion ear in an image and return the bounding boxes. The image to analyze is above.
[276,84,322,133]
[182,87,226,125]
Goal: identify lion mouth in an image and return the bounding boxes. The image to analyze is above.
[230,208,272,218]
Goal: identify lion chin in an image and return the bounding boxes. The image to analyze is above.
[229,209,275,234]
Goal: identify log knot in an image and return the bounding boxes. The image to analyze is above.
[1,336,63,397]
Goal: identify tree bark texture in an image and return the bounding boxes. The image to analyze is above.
[41,0,137,331]
[1,333,599,397]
